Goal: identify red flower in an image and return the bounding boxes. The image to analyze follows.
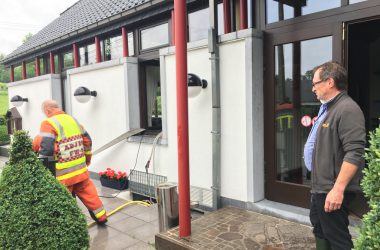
[99,168,128,181]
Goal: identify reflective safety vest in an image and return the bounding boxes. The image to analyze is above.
[46,114,88,186]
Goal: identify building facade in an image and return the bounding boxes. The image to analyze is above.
[3,0,380,214]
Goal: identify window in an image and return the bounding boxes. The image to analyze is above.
[350,0,367,3]
[274,36,332,185]
[141,23,169,50]
[189,8,209,41]
[14,65,22,81]
[54,55,59,73]
[266,0,340,24]
[188,4,225,42]
[80,44,96,66]
[140,62,162,131]
[103,35,123,61]
[39,58,45,75]
[63,51,74,69]
[128,32,134,56]
[25,61,36,79]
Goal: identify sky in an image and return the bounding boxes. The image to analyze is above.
[0,0,79,56]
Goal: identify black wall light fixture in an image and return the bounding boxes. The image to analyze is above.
[11,95,28,107]
[187,73,207,98]
[74,86,97,103]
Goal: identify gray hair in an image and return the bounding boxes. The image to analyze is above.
[313,61,347,90]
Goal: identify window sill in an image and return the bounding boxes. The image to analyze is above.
[127,130,167,145]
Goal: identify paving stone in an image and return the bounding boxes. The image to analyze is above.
[218,232,243,241]
[243,238,262,250]
[155,207,316,250]
[265,225,282,245]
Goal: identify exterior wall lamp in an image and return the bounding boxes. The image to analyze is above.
[187,73,207,98]
[11,95,28,107]
[74,86,97,103]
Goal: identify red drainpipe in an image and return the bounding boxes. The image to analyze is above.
[240,0,248,30]
[95,36,101,63]
[22,61,26,80]
[10,65,14,82]
[171,10,175,45]
[223,0,231,34]
[122,27,129,57]
[175,0,191,238]
[50,52,55,74]
[73,43,79,68]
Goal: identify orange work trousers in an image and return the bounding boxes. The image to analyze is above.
[67,178,107,222]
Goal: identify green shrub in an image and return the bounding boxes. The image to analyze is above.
[0,130,89,250]
[354,124,380,250]
[0,125,9,144]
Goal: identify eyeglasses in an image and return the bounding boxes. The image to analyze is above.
[311,79,325,87]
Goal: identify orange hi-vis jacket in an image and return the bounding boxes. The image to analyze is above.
[33,111,93,186]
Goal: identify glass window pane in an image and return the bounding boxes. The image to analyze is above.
[266,0,294,24]
[45,55,50,74]
[188,5,225,40]
[218,3,224,35]
[79,47,87,66]
[267,0,340,24]
[26,61,35,78]
[275,36,332,185]
[128,32,134,56]
[54,55,59,73]
[63,52,74,69]
[110,36,122,60]
[87,44,96,65]
[350,0,367,3]
[14,65,22,81]
[39,58,45,75]
[189,8,209,42]
[141,23,169,50]
[103,36,122,61]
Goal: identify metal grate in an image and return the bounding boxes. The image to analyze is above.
[189,185,213,210]
[129,170,167,198]
[129,170,214,210]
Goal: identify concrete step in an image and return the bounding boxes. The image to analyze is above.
[0,144,9,157]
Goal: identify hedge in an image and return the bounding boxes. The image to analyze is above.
[0,130,89,249]
[354,123,380,250]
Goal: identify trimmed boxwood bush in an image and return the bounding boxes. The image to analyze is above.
[354,124,380,250]
[0,130,89,249]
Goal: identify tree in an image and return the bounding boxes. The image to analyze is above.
[22,32,33,44]
[0,53,10,83]
[0,131,89,249]
[354,125,380,250]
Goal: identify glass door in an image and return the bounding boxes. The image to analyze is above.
[264,23,340,208]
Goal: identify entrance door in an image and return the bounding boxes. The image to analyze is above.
[265,30,337,208]
[345,18,380,216]
[347,18,380,133]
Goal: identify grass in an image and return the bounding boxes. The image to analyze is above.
[0,91,8,115]
[0,88,9,144]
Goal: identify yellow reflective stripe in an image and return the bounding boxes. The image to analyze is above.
[84,151,91,155]
[95,209,106,218]
[56,156,86,170]
[56,162,87,176]
[56,167,88,181]
[46,119,61,141]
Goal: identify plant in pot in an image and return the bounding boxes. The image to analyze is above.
[0,130,89,249]
[99,168,128,190]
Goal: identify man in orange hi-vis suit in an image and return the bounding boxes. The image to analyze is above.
[33,100,107,225]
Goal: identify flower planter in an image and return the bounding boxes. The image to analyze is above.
[100,176,129,190]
